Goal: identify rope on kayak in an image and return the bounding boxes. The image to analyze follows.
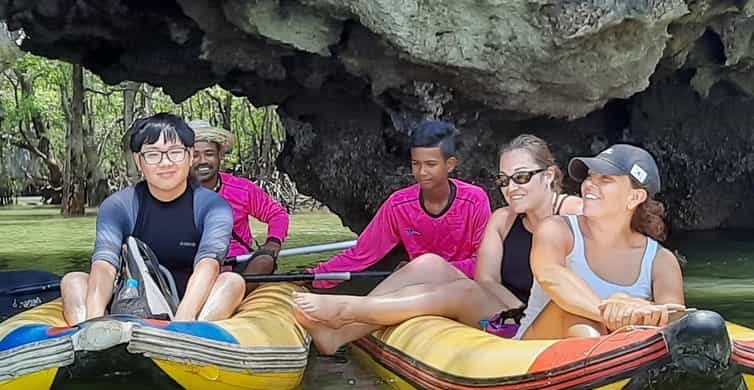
[581,325,660,374]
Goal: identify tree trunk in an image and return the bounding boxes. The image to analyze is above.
[62,64,86,217]
[222,92,232,131]
[83,96,108,206]
[261,107,274,178]
[122,81,140,184]
[13,68,64,193]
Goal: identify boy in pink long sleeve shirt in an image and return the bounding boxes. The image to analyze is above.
[308,120,491,288]
[310,178,490,288]
[189,120,289,289]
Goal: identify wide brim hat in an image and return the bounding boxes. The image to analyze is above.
[187,119,235,152]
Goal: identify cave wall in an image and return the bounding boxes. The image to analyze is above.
[1,0,753,231]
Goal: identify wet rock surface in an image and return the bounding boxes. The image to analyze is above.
[2,0,753,231]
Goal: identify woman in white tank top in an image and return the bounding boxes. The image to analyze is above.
[515,144,685,340]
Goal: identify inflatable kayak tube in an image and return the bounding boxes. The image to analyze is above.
[730,322,754,389]
[352,310,744,389]
[0,283,310,390]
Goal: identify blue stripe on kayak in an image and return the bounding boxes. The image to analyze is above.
[0,324,77,352]
[152,321,239,344]
[104,315,238,344]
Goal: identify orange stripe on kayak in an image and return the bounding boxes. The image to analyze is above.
[354,334,667,389]
[528,329,660,372]
[732,341,754,369]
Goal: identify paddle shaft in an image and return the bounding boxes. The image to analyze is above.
[225,240,357,266]
[2,240,361,294]
[242,271,391,282]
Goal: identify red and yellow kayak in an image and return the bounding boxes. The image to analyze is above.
[730,323,754,388]
[352,310,744,389]
[0,283,310,390]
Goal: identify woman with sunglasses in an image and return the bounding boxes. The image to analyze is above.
[515,144,685,339]
[293,134,581,354]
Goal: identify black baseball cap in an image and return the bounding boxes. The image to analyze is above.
[568,144,661,196]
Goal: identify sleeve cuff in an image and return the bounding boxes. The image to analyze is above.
[265,237,282,245]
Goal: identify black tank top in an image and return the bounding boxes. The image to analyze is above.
[132,182,200,298]
[500,195,570,303]
[500,216,533,303]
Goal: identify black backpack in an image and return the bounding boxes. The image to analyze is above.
[109,237,179,320]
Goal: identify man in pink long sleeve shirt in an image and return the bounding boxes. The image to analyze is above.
[189,120,289,290]
[308,120,491,288]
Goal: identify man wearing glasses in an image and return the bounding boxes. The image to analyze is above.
[60,113,245,325]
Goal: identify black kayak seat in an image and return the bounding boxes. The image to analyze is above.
[0,270,61,321]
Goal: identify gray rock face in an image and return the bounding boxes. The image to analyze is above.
[1,0,753,231]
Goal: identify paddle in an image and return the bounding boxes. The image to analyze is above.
[241,271,391,283]
[224,239,358,266]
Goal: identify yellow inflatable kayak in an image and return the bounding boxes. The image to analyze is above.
[352,310,745,389]
[0,283,309,390]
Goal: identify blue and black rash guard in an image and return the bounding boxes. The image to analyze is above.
[91,181,232,297]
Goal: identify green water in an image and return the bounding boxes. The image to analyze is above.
[0,201,753,389]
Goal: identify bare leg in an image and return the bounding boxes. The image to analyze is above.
[240,256,275,293]
[294,254,511,354]
[198,272,246,321]
[521,303,605,339]
[294,278,503,328]
[366,254,467,296]
[61,272,89,326]
[293,307,379,355]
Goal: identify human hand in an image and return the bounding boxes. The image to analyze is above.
[260,240,282,258]
[598,296,646,331]
[628,303,687,327]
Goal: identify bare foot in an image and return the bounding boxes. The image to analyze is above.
[292,292,356,328]
[292,305,343,355]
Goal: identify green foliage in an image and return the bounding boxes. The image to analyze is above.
[0,54,285,194]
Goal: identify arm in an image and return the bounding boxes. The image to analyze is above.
[86,261,118,319]
[246,181,289,247]
[310,200,401,288]
[651,247,685,305]
[558,196,583,216]
[176,195,232,320]
[474,207,522,308]
[530,217,604,322]
[87,195,127,319]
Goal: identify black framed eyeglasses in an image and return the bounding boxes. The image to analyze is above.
[139,148,188,165]
[496,168,547,188]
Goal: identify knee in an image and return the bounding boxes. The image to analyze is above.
[567,323,603,338]
[405,253,453,274]
[216,272,246,296]
[61,272,89,289]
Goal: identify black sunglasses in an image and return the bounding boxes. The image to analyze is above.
[496,168,547,188]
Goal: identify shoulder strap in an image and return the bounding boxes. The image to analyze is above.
[232,231,255,253]
[565,215,584,260]
[640,238,659,282]
[554,194,568,215]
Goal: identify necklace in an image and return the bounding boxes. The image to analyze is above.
[212,175,222,192]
